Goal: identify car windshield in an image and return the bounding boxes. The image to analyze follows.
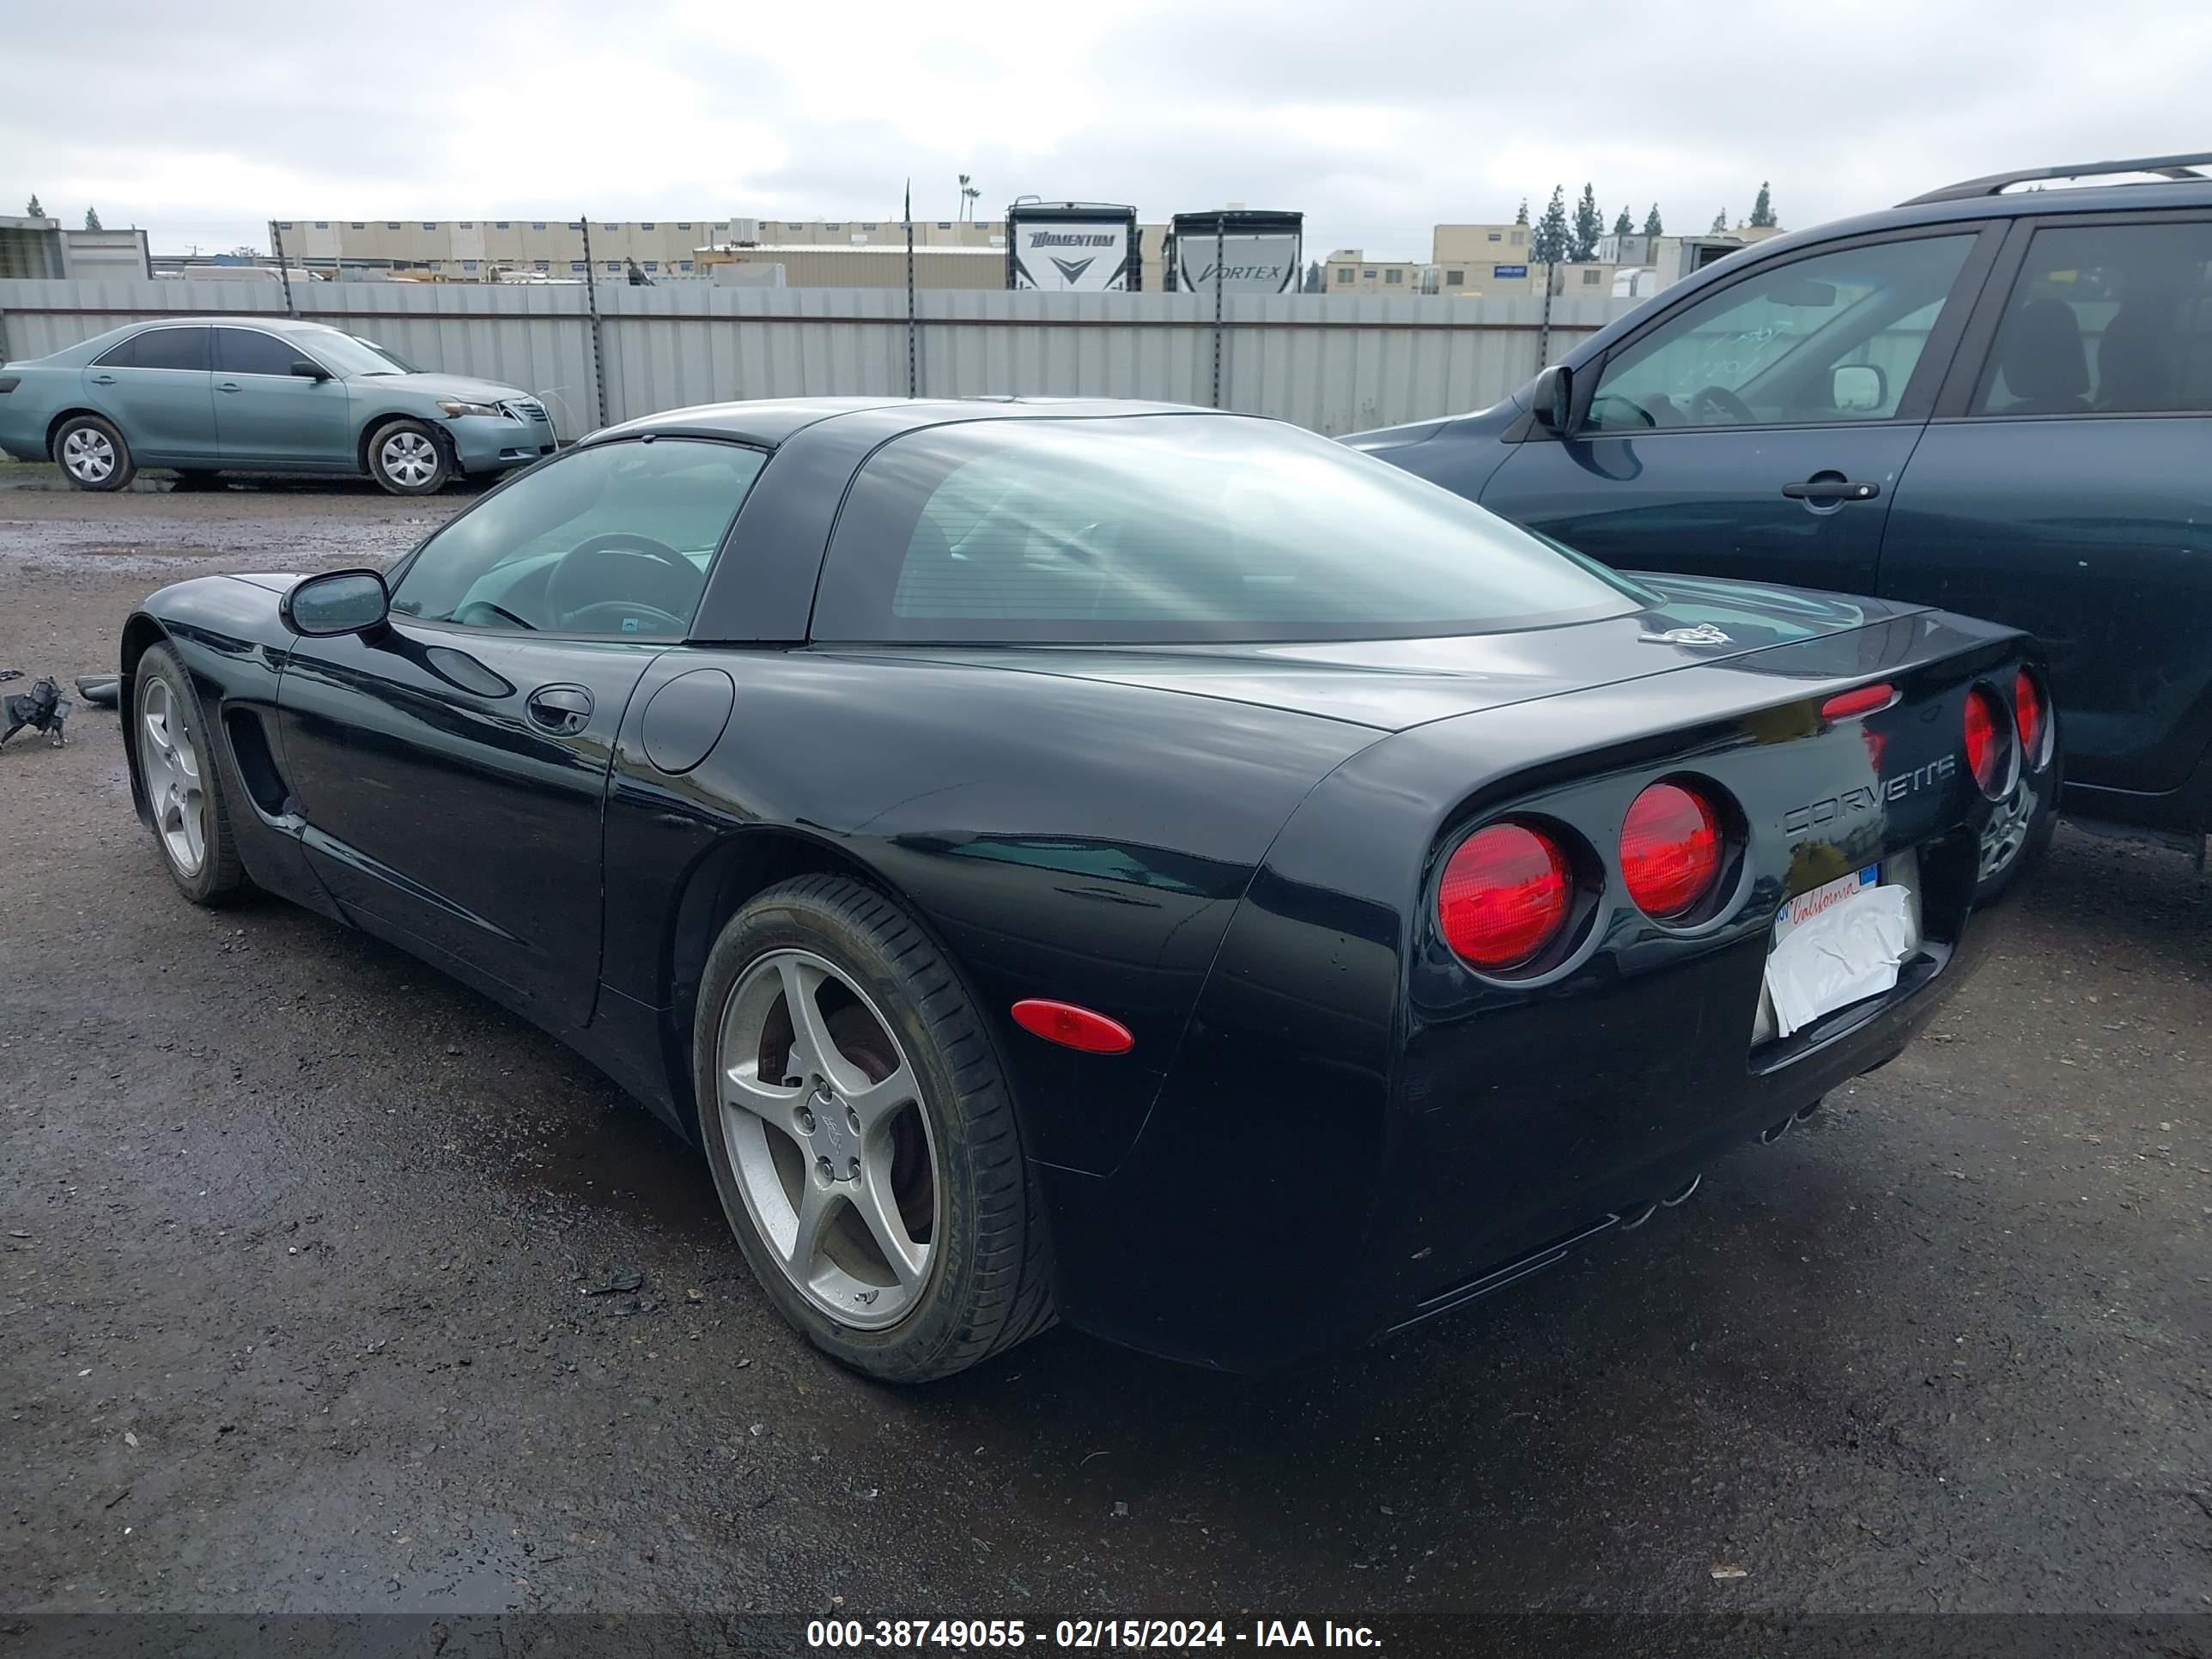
[290,330,415,377]
[350,335,422,374]
[813,414,1652,644]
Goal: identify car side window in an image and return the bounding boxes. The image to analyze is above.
[1586,236,1977,431]
[1973,221,2212,416]
[95,327,210,372]
[388,438,767,637]
[216,328,311,377]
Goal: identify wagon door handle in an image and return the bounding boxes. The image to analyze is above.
[216,380,242,393]
[90,373,117,386]
[526,684,592,735]
[1782,477,1880,503]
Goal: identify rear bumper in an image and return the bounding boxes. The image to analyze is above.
[0,408,48,461]
[1042,610,2040,1372]
[1391,921,1984,1337]
[1045,884,2000,1373]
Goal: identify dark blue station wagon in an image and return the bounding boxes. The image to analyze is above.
[1355,152,2212,874]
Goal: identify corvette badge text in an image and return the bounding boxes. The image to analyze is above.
[1784,755,1956,833]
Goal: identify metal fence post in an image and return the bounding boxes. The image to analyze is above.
[270,222,297,317]
[904,183,918,398]
[1537,261,1555,368]
[1210,221,1225,407]
[580,215,608,429]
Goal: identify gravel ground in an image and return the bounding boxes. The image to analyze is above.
[1,478,2208,1629]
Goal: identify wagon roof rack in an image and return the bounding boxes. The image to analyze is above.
[1900,152,2212,206]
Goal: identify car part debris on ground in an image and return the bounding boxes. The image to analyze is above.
[1,671,70,747]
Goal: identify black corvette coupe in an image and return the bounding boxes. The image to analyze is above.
[118,397,2054,1379]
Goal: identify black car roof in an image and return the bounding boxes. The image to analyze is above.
[1704,174,2212,268]
[581,396,1213,451]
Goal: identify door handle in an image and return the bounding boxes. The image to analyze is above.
[1781,478,1880,503]
[90,373,116,385]
[526,684,592,735]
[216,380,241,393]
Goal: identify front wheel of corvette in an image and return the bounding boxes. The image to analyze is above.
[132,642,247,905]
[694,875,1055,1382]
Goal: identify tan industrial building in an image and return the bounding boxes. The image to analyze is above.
[1327,216,1784,301]
[266,215,1172,288]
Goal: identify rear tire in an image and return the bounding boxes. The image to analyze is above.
[132,643,247,905]
[53,414,136,491]
[694,874,1054,1382]
[366,418,451,495]
[1973,769,2057,907]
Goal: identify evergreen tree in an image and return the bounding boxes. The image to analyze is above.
[1711,208,1729,234]
[1570,184,1602,262]
[83,206,102,230]
[25,194,43,218]
[1749,181,1776,228]
[1613,204,1633,238]
[1643,204,1663,235]
[1532,185,1570,264]
[1515,198,1528,227]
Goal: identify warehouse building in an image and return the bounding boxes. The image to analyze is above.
[264,216,1017,281]
[0,215,152,280]
[265,215,1172,289]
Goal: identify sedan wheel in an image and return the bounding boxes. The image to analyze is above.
[694,875,1055,1381]
[368,420,451,495]
[53,415,137,492]
[717,949,939,1329]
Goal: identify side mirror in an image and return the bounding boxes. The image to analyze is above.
[1832,362,1887,413]
[283,568,389,637]
[289,360,331,380]
[1532,362,1574,434]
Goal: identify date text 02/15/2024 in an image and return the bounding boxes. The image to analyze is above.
[805,1618,1382,1648]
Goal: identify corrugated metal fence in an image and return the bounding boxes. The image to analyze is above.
[0,279,1638,440]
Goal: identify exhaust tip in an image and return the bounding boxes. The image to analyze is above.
[1793,1096,1826,1123]
[1759,1117,1792,1145]
[1662,1173,1701,1207]
[1617,1200,1660,1232]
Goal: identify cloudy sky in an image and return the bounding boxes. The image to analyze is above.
[8,0,2209,258]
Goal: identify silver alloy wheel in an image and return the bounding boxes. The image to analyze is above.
[1978,776,2034,882]
[138,675,207,877]
[716,949,940,1329]
[379,429,440,489]
[61,426,117,484]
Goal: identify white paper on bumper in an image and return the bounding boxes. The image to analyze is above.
[1763,884,1917,1038]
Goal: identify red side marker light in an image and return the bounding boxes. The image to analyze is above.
[1820,682,1895,722]
[1012,998,1134,1054]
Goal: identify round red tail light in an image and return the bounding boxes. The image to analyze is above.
[1964,685,2009,793]
[1620,781,1723,921]
[2014,669,2045,764]
[1439,822,1572,970]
